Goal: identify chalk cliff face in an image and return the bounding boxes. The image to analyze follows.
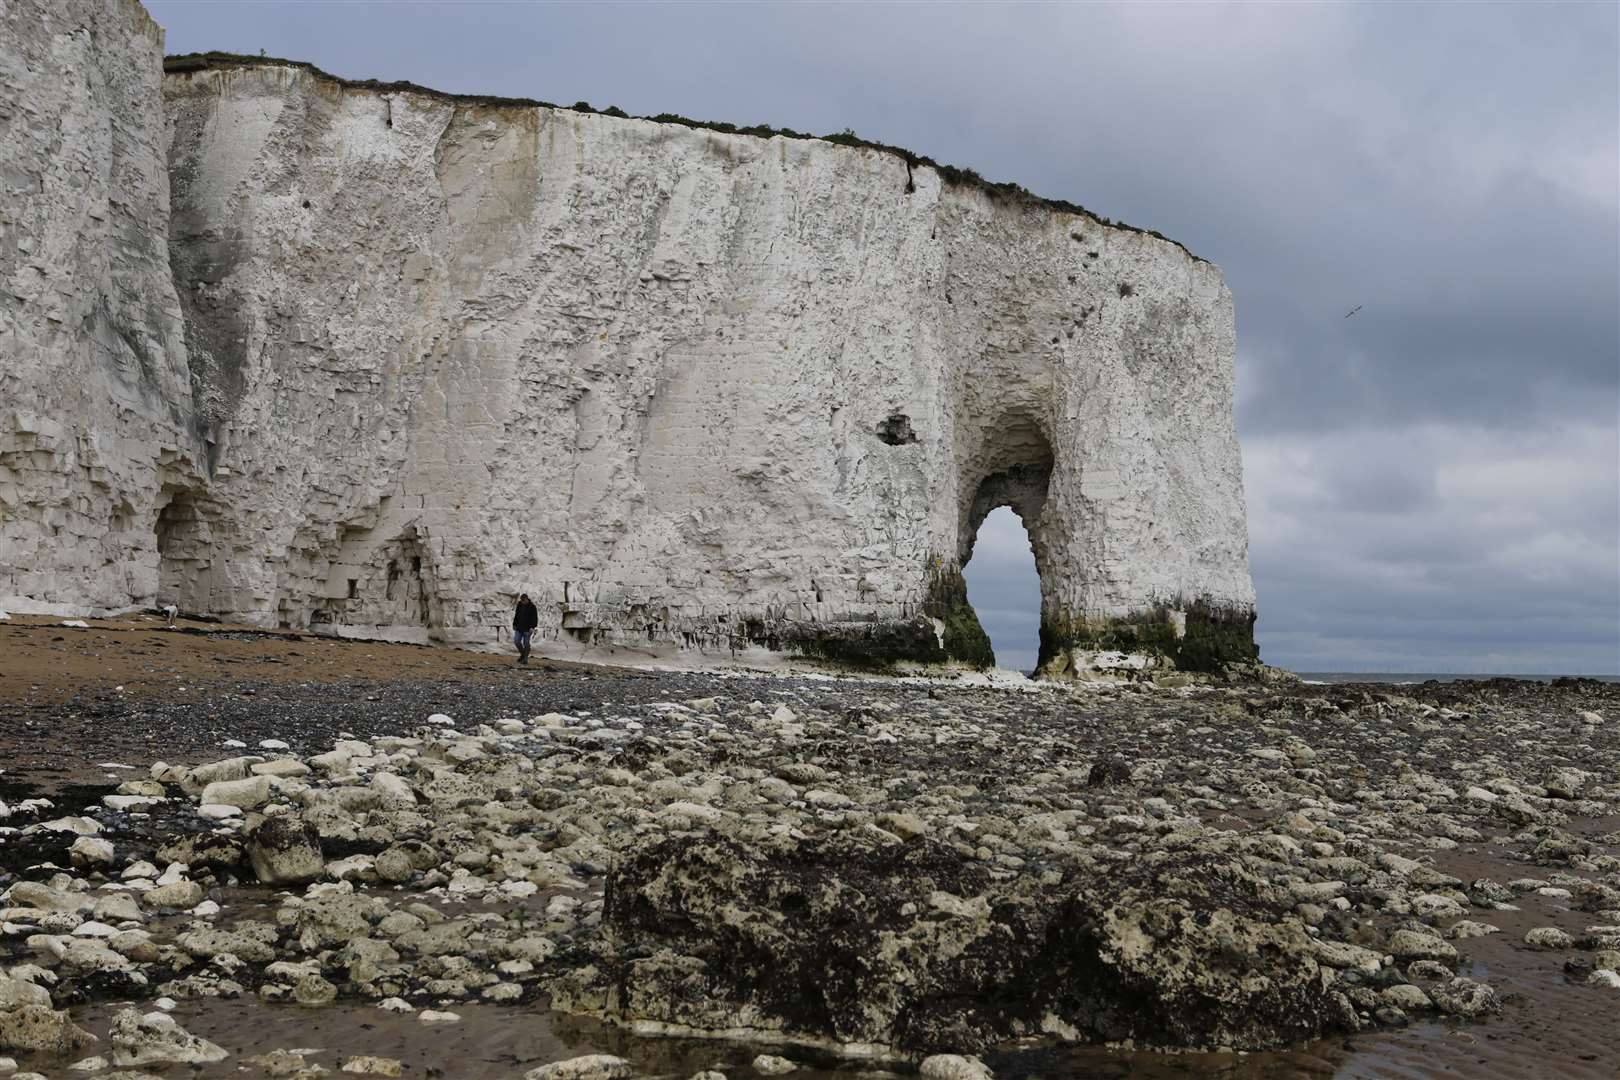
[0,0,1257,675]
[0,0,206,616]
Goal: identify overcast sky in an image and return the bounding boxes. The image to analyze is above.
[148,0,1619,675]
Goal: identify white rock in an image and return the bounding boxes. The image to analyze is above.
[108,1008,228,1066]
[198,775,273,809]
[0,14,1255,678]
[525,1055,632,1080]
[69,921,118,938]
[418,1010,460,1024]
[38,817,99,836]
[920,1055,995,1080]
[69,837,115,867]
[102,795,161,812]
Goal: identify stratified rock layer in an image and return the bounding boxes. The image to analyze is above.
[0,0,206,615]
[550,831,1353,1053]
[1,0,1256,675]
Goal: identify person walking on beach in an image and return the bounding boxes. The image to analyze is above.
[512,593,538,665]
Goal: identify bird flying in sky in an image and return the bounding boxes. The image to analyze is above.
[1344,305,1363,319]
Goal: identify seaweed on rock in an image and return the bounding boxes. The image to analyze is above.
[550,829,1356,1053]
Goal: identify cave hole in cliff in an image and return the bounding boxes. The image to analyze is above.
[376,528,435,629]
[957,420,1054,674]
[154,486,216,613]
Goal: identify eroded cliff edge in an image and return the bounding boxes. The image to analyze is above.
[1,0,1257,676]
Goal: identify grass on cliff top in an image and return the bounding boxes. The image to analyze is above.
[162,51,1201,263]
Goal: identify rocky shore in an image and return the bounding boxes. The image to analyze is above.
[2,621,1618,1078]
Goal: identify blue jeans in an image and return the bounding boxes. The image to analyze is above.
[513,629,532,658]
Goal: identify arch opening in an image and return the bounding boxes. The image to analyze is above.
[962,506,1042,674]
[953,414,1056,675]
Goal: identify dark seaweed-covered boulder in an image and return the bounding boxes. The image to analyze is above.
[244,814,324,885]
[550,829,1355,1053]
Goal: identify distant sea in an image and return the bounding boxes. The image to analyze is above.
[1296,672,1620,685]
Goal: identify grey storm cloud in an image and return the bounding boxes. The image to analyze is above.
[148,0,1620,674]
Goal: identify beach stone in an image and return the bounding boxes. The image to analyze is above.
[0,1005,96,1053]
[108,1008,227,1066]
[4,882,80,912]
[919,1055,995,1080]
[1386,929,1456,962]
[0,978,51,1012]
[156,832,244,871]
[1379,984,1431,1011]
[140,881,204,910]
[372,848,414,883]
[752,1057,795,1076]
[199,775,274,810]
[103,794,161,811]
[1443,920,1498,940]
[1542,767,1591,799]
[878,812,928,841]
[370,773,416,807]
[179,758,258,796]
[417,1010,460,1024]
[177,926,275,964]
[1524,926,1573,950]
[245,1050,315,1075]
[1429,977,1499,1018]
[293,973,338,1006]
[38,816,100,836]
[342,1057,404,1076]
[252,759,311,779]
[69,837,115,867]
[245,816,325,885]
[524,1056,631,1080]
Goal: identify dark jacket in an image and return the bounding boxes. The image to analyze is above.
[513,599,539,632]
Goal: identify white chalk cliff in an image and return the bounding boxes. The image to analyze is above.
[2,0,1257,675]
